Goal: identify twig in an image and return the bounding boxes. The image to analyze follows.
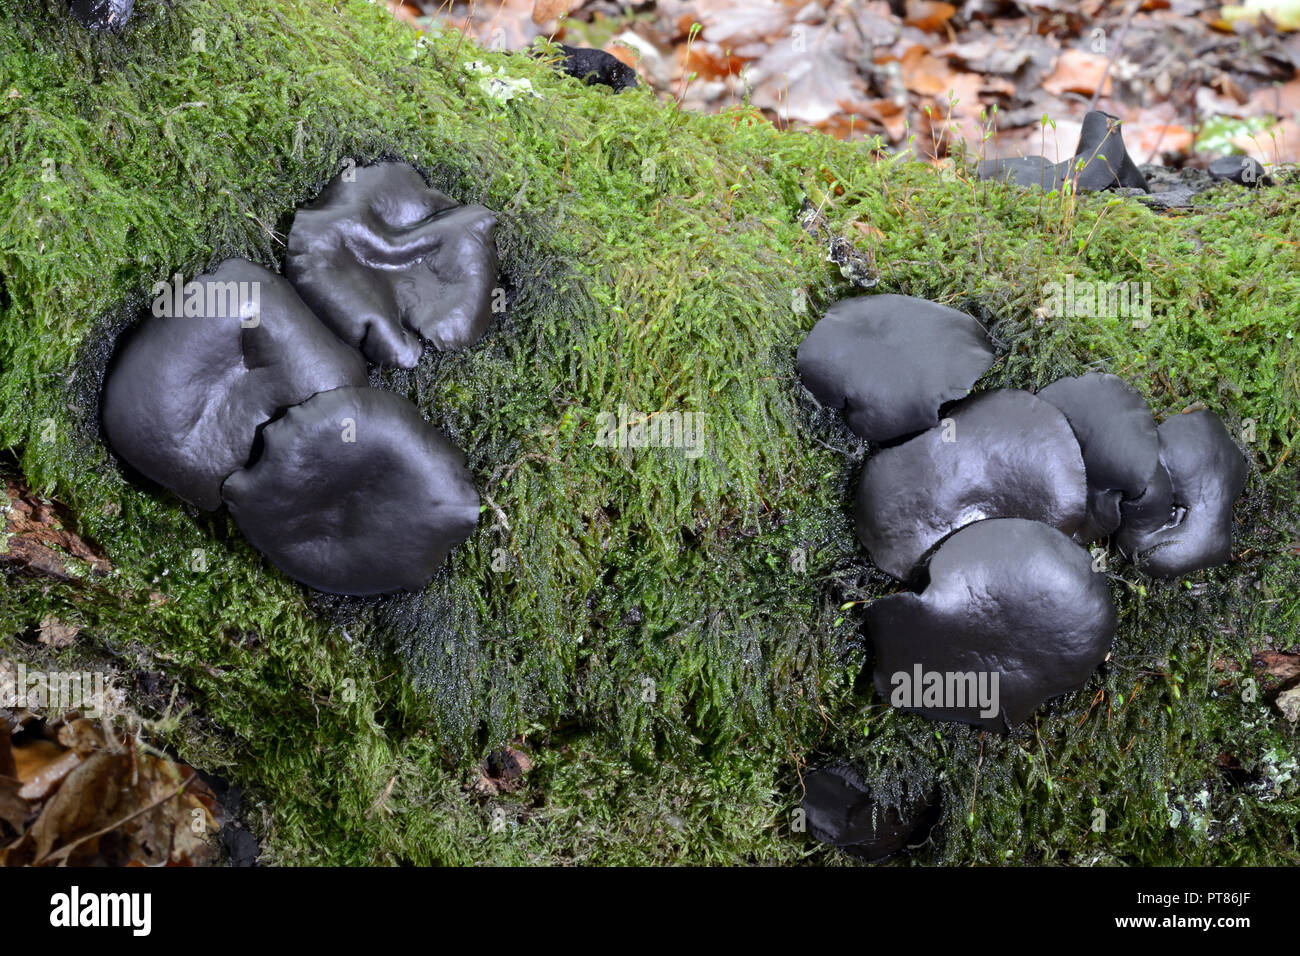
[1088,0,1143,112]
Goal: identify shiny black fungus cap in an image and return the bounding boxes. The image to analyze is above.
[285,162,499,369]
[797,294,995,444]
[1115,410,1247,578]
[865,517,1117,731]
[1038,372,1162,541]
[221,386,480,596]
[101,259,367,510]
[854,388,1087,580]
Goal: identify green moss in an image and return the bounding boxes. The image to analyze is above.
[0,0,1296,865]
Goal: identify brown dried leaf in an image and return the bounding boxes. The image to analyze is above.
[57,718,105,757]
[12,738,66,784]
[1253,650,1300,680]
[30,750,122,863]
[37,615,80,649]
[0,724,14,779]
[748,22,867,124]
[532,0,581,26]
[698,0,797,47]
[904,0,957,33]
[0,775,29,833]
[0,726,26,835]
[899,45,958,96]
[1248,76,1300,116]
[17,747,81,802]
[1042,48,1114,96]
[1127,122,1195,160]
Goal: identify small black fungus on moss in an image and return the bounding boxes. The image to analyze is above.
[801,765,939,862]
[286,162,499,369]
[101,259,367,510]
[978,111,1148,192]
[554,45,639,91]
[796,293,994,443]
[221,386,480,596]
[1208,155,1268,188]
[1115,410,1248,578]
[855,388,1086,580]
[1038,372,1162,541]
[865,517,1117,730]
[68,0,134,30]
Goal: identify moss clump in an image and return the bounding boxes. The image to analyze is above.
[1,0,1296,864]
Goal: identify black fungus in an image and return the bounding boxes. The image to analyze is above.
[221,386,480,596]
[796,293,995,443]
[555,45,639,91]
[854,388,1086,579]
[865,517,1118,730]
[101,259,367,511]
[1115,410,1247,578]
[1038,372,1161,540]
[285,162,499,368]
[801,765,938,862]
[68,0,134,30]
[1208,155,1268,188]
[978,111,1149,192]
[977,155,1065,190]
[1068,110,1150,191]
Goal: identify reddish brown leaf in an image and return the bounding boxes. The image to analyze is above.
[17,747,81,802]
[532,0,581,26]
[1042,49,1114,97]
[899,46,958,96]
[904,0,958,33]
[1253,651,1300,681]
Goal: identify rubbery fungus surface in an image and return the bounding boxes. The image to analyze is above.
[101,259,367,511]
[221,386,480,596]
[285,162,499,369]
[797,294,995,444]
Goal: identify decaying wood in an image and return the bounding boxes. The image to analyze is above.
[1,474,111,581]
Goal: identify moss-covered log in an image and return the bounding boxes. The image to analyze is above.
[1,0,1297,864]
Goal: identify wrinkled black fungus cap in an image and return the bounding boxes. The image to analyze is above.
[1115,410,1247,577]
[285,162,499,368]
[101,259,367,510]
[978,111,1148,192]
[797,294,995,443]
[556,45,639,91]
[865,517,1117,730]
[1038,372,1161,540]
[855,388,1086,579]
[801,765,938,862]
[221,387,480,596]
[69,0,133,30]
